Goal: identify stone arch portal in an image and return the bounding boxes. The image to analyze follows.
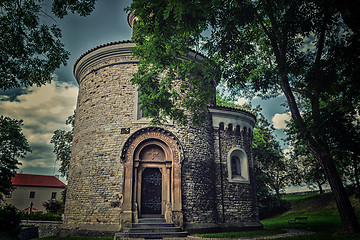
[120,127,183,228]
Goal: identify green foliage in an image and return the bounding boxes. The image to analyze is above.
[251,106,295,218]
[43,199,64,214]
[281,194,318,201]
[0,205,22,238]
[129,0,360,232]
[50,111,75,179]
[127,0,219,126]
[51,0,96,18]
[0,116,31,199]
[215,91,253,113]
[0,0,96,90]
[20,211,62,221]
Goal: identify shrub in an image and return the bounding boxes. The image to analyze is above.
[258,194,290,219]
[43,199,64,214]
[0,204,22,238]
[20,211,61,221]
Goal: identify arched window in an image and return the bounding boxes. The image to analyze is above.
[227,147,249,183]
[133,90,150,123]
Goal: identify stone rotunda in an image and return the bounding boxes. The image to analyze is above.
[60,13,262,236]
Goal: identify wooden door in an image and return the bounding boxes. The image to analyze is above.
[141,168,162,214]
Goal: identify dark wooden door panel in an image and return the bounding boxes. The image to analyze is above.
[141,168,162,214]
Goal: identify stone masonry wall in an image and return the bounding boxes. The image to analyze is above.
[63,43,219,232]
[213,126,259,224]
[173,117,217,224]
[64,56,139,231]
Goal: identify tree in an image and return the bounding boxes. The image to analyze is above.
[50,111,75,179]
[0,0,96,90]
[0,205,22,238]
[292,149,328,194]
[128,0,360,233]
[0,0,95,195]
[43,199,64,214]
[252,114,293,218]
[0,116,31,199]
[252,113,300,199]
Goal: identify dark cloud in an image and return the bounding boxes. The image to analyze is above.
[0,87,33,102]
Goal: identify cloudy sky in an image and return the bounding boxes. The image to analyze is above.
[0,0,291,183]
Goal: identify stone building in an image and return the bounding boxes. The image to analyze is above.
[61,14,262,236]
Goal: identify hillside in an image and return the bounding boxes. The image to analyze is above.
[261,193,360,239]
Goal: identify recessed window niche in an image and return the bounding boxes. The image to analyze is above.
[227,147,249,183]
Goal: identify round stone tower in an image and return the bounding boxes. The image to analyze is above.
[60,14,261,236]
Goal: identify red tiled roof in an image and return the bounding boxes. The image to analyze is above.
[11,174,66,188]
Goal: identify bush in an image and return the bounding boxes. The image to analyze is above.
[20,211,61,221]
[258,194,290,220]
[0,204,22,238]
[43,199,64,214]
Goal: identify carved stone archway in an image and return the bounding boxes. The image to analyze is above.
[120,127,183,228]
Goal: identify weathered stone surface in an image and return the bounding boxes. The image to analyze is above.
[21,221,61,238]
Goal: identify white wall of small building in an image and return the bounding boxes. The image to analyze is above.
[5,186,65,212]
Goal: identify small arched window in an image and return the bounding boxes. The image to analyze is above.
[227,147,249,183]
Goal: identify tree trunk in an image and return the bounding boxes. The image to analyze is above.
[274,185,281,199]
[354,158,360,199]
[317,180,324,195]
[317,149,360,233]
[279,75,360,233]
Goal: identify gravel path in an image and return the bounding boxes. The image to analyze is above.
[160,228,314,240]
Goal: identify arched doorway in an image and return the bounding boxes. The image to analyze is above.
[120,127,183,228]
[134,140,169,216]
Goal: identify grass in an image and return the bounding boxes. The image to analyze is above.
[261,193,360,240]
[196,193,360,239]
[31,194,360,239]
[281,193,318,201]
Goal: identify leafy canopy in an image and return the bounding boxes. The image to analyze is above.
[50,111,75,179]
[129,0,360,232]
[0,0,96,90]
[0,116,31,198]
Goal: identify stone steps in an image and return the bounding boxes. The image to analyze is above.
[114,214,188,239]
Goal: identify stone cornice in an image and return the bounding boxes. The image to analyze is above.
[73,41,207,84]
[208,106,256,130]
[74,41,136,83]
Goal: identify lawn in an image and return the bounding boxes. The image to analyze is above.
[261,193,360,239]
[31,193,360,239]
[196,193,360,239]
